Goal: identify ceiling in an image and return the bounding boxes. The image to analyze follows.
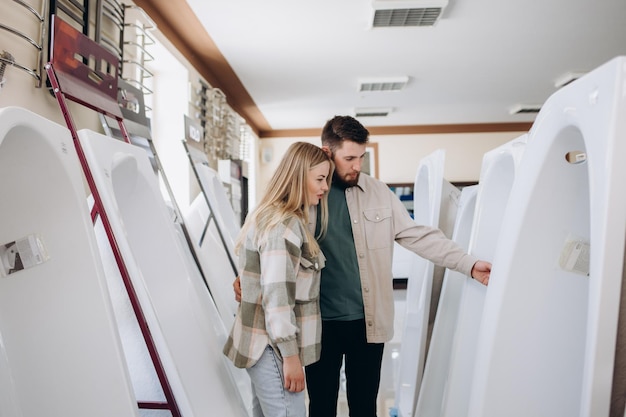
[136,0,626,137]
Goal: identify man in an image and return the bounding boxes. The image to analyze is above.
[304,115,490,417]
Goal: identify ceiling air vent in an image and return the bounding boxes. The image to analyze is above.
[354,107,393,117]
[358,76,409,92]
[554,71,586,89]
[371,0,449,27]
[509,104,542,115]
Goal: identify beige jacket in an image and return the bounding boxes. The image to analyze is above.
[313,173,477,343]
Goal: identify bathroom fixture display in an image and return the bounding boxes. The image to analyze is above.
[45,15,182,415]
[394,149,460,417]
[0,106,139,417]
[468,56,626,417]
[78,128,251,417]
[181,122,241,328]
[440,133,528,417]
[45,15,250,416]
[414,184,478,417]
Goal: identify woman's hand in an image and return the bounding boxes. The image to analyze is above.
[282,355,305,393]
[233,276,242,302]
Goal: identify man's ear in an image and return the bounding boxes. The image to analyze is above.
[321,146,332,157]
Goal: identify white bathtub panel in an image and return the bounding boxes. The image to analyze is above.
[0,107,138,417]
[469,56,626,417]
[92,215,163,403]
[441,134,528,417]
[415,185,478,417]
[172,203,252,408]
[184,193,239,329]
[77,129,250,417]
[395,150,460,417]
[194,163,240,250]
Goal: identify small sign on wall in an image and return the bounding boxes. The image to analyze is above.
[184,115,204,143]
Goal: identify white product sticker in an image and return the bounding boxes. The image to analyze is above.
[558,237,590,276]
[0,235,50,277]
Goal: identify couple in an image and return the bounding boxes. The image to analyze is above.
[223,115,491,417]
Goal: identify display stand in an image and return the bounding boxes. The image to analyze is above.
[414,184,478,417]
[183,118,239,271]
[393,149,460,417]
[45,15,180,417]
[99,78,211,306]
[439,134,528,417]
[468,56,626,417]
[181,120,240,327]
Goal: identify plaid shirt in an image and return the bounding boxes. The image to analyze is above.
[223,215,325,368]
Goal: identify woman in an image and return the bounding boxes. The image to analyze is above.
[223,141,333,417]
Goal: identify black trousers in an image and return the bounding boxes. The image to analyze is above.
[306,319,385,417]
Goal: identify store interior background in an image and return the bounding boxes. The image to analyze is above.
[2,1,626,417]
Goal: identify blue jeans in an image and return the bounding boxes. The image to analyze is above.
[247,345,306,417]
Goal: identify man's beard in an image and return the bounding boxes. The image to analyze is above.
[333,170,359,188]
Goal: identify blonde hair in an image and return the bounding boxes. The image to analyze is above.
[236,142,333,256]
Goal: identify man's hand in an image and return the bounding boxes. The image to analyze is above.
[233,276,242,302]
[471,261,491,286]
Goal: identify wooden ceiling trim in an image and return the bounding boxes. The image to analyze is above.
[259,122,533,138]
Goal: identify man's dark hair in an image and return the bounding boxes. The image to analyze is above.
[321,115,369,153]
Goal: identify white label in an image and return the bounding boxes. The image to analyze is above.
[559,237,590,276]
[0,235,50,276]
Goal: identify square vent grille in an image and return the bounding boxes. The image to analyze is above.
[355,107,393,117]
[509,104,542,115]
[358,76,409,92]
[373,8,441,27]
[554,71,586,88]
[372,0,449,27]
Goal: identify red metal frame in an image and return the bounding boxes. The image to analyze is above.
[46,15,181,417]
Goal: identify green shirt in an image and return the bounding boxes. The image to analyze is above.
[317,183,365,321]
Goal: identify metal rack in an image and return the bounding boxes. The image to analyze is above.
[48,0,89,35]
[206,86,228,159]
[95,0,125,63]
[190,79,213,162]
[0,0,47,87]
[48,0,156,110]
[191,80,242,162]
[121,4,154,104]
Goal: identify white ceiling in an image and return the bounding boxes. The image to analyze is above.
[184,0,626,131]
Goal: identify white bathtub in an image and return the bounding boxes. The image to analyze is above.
[415,184,478,417]
[395,149,460,417]
[469,56,626,417]
[440,133,528,417]
[0,106,139,417]
[77,128,251,417]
